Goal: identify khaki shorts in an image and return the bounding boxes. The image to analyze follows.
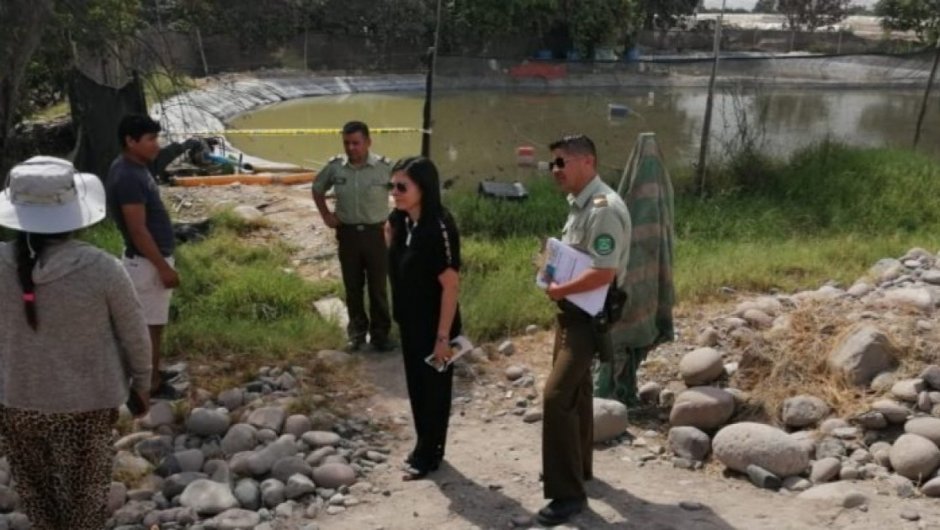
[123,255,175,326]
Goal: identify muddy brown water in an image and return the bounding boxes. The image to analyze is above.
[228,88,940,186]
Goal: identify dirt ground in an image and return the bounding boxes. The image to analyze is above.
[166,182,940,530]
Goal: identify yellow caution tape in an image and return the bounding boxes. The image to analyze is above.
[212,127,427,136]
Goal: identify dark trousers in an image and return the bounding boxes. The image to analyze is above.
[400,324,453,468]
[337,224,391,343]
[543,313,595,500]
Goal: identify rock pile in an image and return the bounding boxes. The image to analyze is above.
[645,248,940,501]
[0,361,390,529]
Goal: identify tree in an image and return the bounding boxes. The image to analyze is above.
[876,0,940,45]
[1,0,148,172]
[440,0,558,54]
[637,0,699,30]
[15,0,146,116]
[0,0,56,173]
[564,0,637,57]
[168,0,310,51]
[753,0,778,13]
[778,0,850,31]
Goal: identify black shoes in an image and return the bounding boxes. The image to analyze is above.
[150,380,183,400]
[402,449,443,481]
[370,338,397,352]
[347,337,397,352]
[159,368,181,383]
[536,497,587,526]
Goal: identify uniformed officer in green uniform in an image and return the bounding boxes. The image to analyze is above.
[538,134,631,527]
[312,121,395,352]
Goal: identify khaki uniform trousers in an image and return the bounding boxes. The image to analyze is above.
[542,310,595,500]
[336,223,391,343]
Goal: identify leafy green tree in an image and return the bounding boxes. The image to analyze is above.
[0,0,56,171]
[24,0,143,113]
[753,0,778,13]
[564,0,637,57]
[778,0,850,31]
[2,0,143,170]
[876,0,940,45]
[169,0,308,50]
[440,0,557,53]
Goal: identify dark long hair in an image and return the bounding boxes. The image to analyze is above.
[14,232,64,331]
[388,156,450,248]
[392,156,443,220]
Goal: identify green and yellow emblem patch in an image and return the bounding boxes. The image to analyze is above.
[594,234,615,256]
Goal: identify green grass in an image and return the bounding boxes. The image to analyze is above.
[446,142,940,341]
[75,220,124,255]
[459,236,556,338]
[446,178,567,238]
[65,212,344,359]
[5,143,939,347]
[165,215,343,359]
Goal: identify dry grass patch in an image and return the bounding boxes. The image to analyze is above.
[731,300,931,424]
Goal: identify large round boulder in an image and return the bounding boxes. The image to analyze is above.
[827,325,898,386]
[179,479,238,516]
[312,463,357,489]
[679,348,724,386]
[667,426,711,461]
[712,422,810,478]
[593,398,629,442]
[669,387,735,431]
[781,395,829,428]
[904,417,940,446]
[889,434,940,481]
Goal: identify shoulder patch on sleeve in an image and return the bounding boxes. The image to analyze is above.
[592,194,609,208]
[593,234,615,256]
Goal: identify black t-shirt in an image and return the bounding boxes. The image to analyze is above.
[106,156,175,257]
[388,209,462,337]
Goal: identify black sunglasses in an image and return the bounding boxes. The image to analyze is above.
[387,181,408,193]
[549,157,567,171]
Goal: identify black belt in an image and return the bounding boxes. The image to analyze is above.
[557,299,610,328]
[338,223,384,232]
[124,249,172,259]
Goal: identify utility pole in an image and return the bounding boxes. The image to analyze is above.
[421,0,443,158]
[696,0,726,197]
[914,36,940,150]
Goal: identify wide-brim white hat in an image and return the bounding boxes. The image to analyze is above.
[0,156,106,234]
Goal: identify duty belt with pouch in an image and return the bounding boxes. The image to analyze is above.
[556,284,627,363]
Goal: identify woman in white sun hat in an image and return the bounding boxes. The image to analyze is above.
[0,156,152,530]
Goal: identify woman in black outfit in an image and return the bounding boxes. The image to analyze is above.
[386,156,462,481]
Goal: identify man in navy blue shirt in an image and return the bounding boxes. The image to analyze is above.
[107,114,181,400]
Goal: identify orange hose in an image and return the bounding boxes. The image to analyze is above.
[172,172,316,187]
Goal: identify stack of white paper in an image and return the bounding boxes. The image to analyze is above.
[536,238,607,316]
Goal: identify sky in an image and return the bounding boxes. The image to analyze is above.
[702,0,878,9]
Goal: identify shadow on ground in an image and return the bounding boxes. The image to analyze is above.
[581,479,738,529]
[428,464,738,529]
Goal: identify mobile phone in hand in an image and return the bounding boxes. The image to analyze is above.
[424,335,474,373]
